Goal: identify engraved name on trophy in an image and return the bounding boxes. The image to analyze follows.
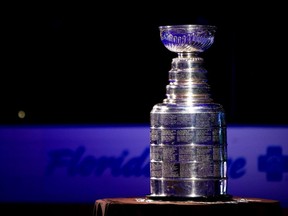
[148,24,231,201]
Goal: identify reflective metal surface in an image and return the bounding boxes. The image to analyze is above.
[148,24,230,201]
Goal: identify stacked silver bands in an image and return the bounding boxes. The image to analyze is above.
[149,25,229,200]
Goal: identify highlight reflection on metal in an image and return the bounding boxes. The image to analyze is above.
[148,25,229,201]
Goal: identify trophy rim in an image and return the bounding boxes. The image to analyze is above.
[159,24,217,31]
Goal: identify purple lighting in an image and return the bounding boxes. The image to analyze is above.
[0,124,287,208]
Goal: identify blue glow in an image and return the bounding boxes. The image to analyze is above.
[0,124,287,208]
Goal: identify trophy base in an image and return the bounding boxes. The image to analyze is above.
[146,194,233,202]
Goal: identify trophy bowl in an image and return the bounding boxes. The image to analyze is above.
[159,24,216,53]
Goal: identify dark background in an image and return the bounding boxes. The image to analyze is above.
[2,3,288,126]
[1,3,288,216]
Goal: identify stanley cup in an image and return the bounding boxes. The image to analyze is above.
[148,24,230,201]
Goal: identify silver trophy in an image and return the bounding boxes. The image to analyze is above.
[148,24,231,201]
